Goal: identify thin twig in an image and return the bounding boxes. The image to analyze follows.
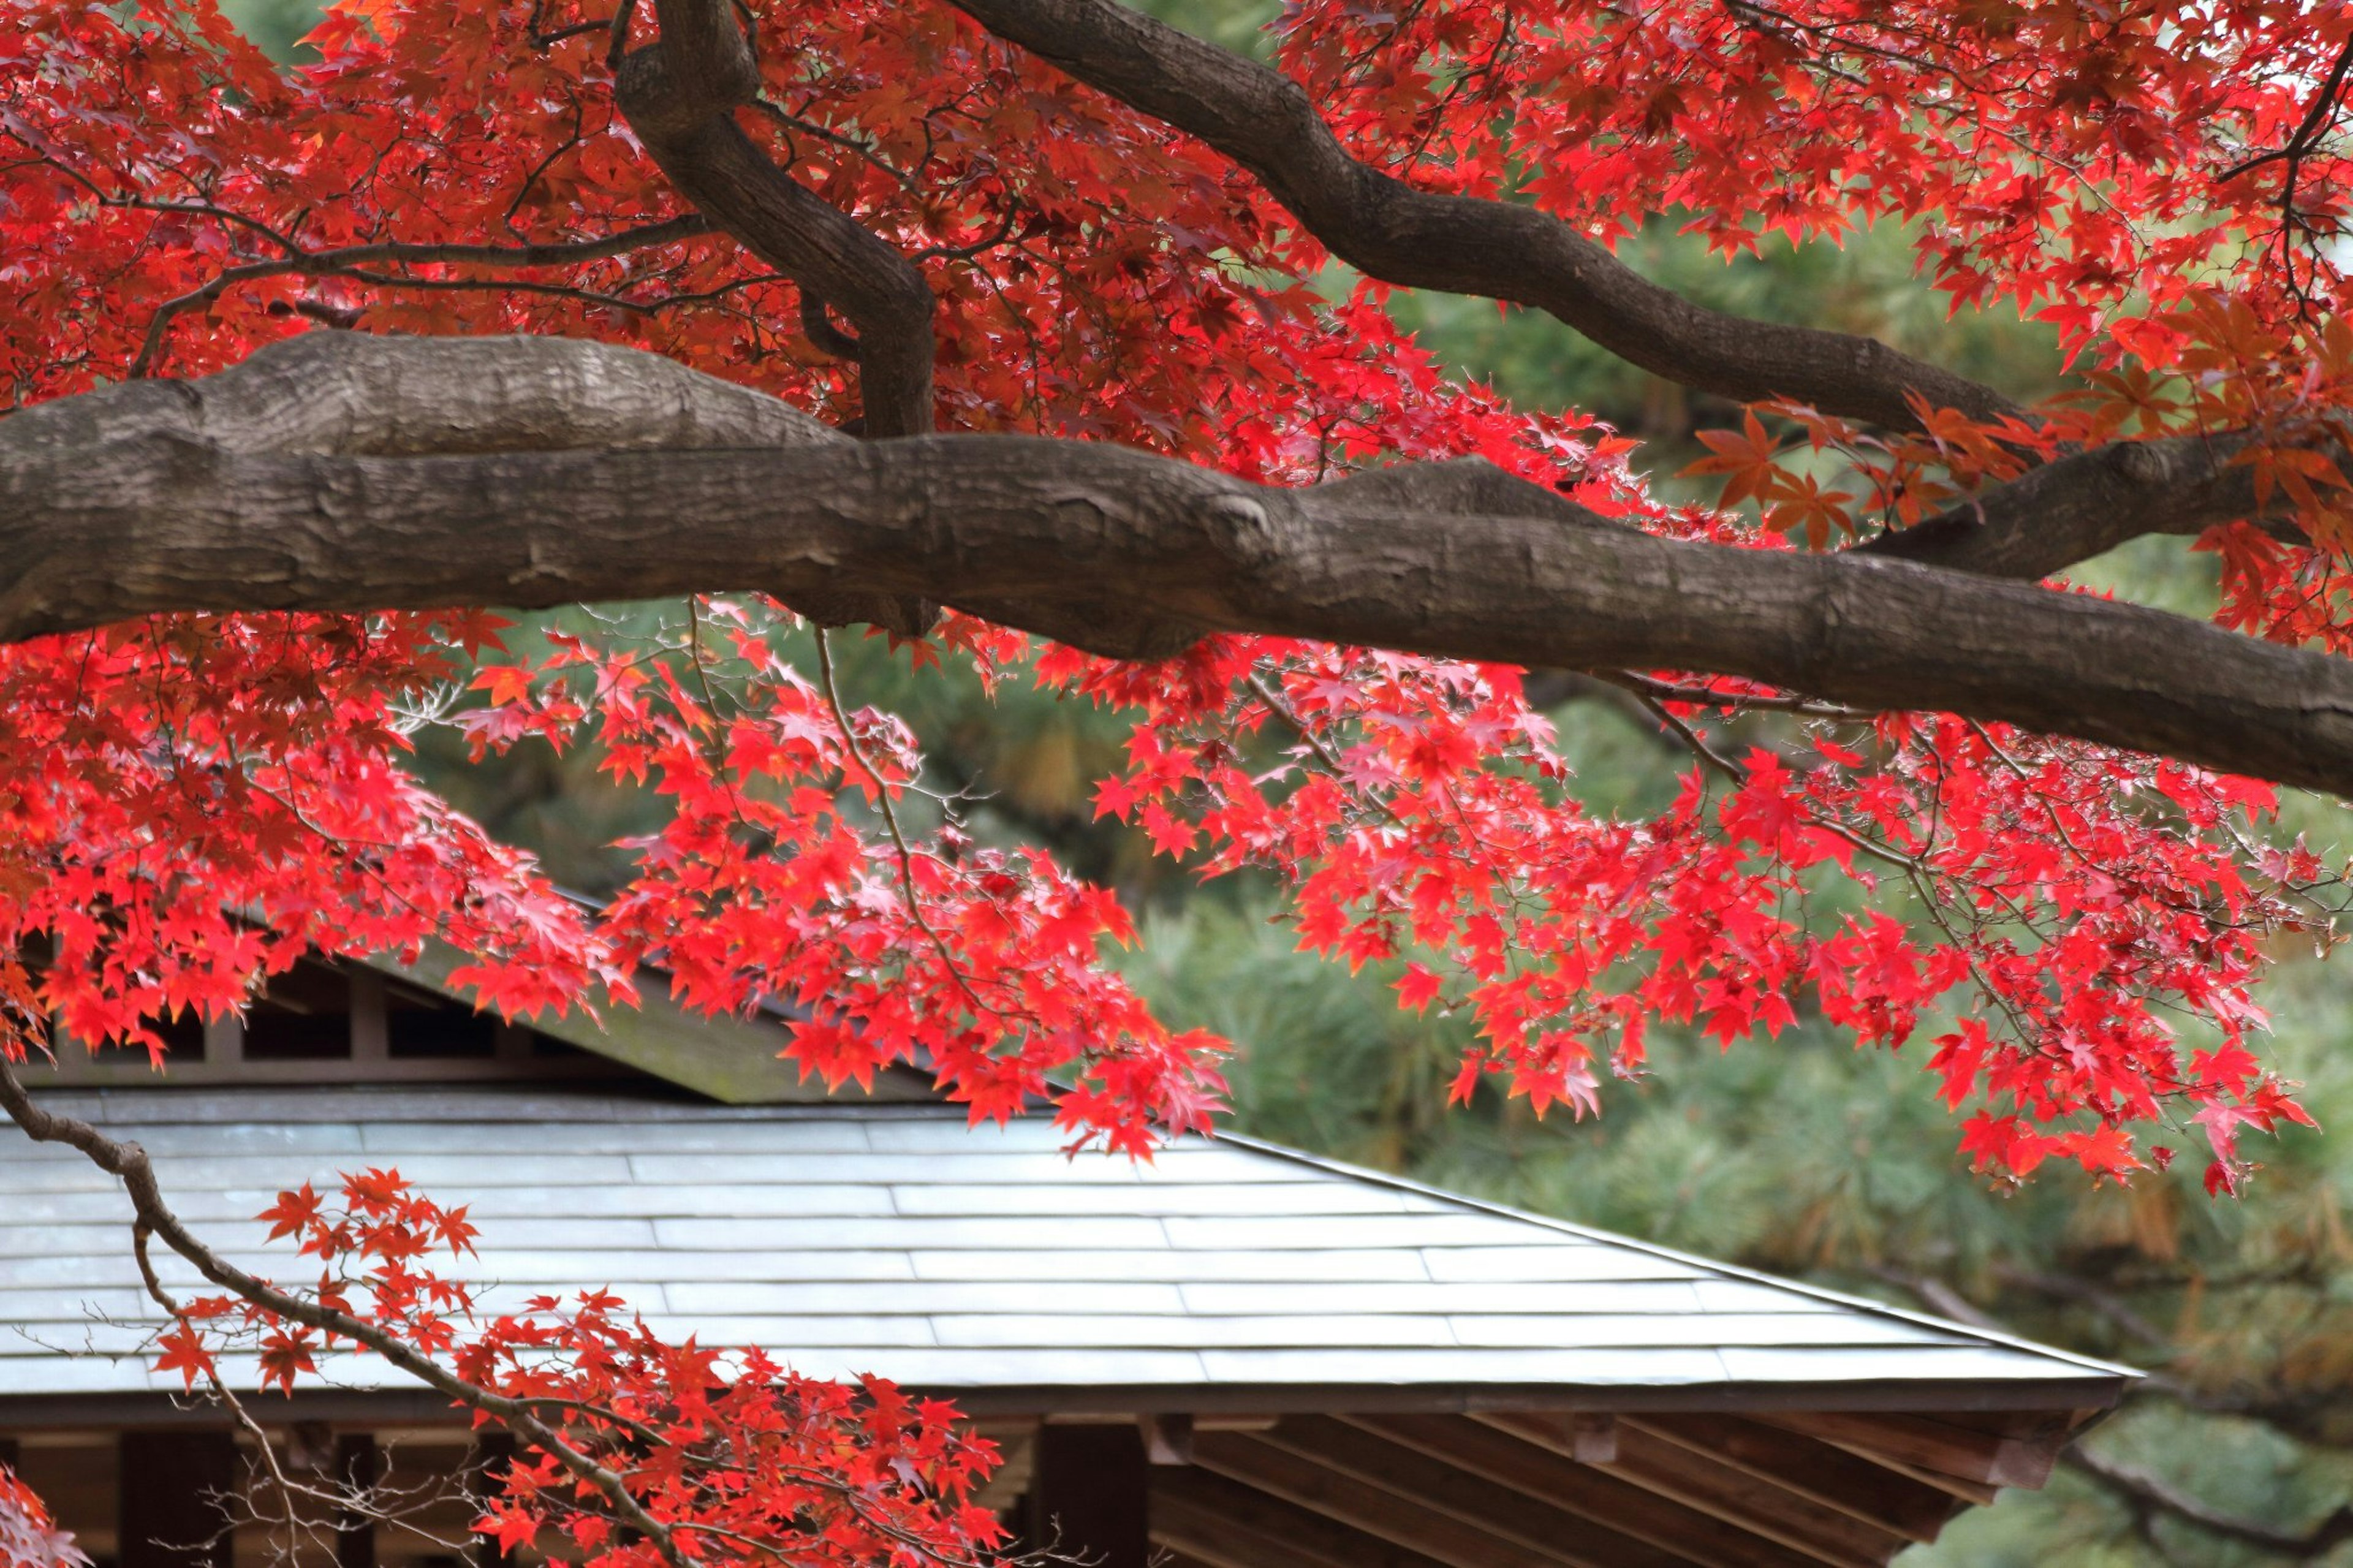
[811,627,995,1020]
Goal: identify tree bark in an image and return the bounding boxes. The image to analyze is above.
[7,335,2353,794]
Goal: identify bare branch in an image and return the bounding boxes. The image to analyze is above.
[119,216,718,379]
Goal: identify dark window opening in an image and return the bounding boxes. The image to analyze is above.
[386,976,498,1059]
[144,1008,205,1061]
[243,962,352,1061]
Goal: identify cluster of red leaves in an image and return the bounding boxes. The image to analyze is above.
[161,1172,1000,1566]
[0,614,618,1068]
[0,1461,88,1568]
[463,603,1226,1150]
[1276,0,2348,335]
[1275,0,2353,627]
[1058,640,2322,1197]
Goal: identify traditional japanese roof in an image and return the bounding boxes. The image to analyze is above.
[0,1081,2126,1417]
[2,957,2140,1565]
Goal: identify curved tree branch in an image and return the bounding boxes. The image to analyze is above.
[612,0,936,439]
[7,335,2353,794]
[1859,431,2280,580]
[944,0,2015,432]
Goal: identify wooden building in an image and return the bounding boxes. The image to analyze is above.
[0,956,2133,1567]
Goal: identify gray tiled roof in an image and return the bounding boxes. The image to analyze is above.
[0,1085,2128,1404]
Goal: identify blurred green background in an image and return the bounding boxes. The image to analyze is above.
[204,0,2353,1558]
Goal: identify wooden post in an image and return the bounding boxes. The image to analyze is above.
[335,1434,381,1568]
[1029,1423,1149,1568]
[470,1430,516,1568]
[120,1430,239,1568]
[347,971,388,1066]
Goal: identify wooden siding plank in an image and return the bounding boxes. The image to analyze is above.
[650,1215,1173,1250]
[355,1119,875,1154]
[1161,1214,1545,1250]
[1444,1314,1965,1349]
[928,1314,1459,1349]
[906,1249,1434,1282]
[1718,1346,2091,1387]
[664,1280,1190,1316]
[1758,1410,2070,1488]
[1178,1281,1713,1316]
[1422,1248,1710,1282]
[889,1183,1416,1216]
[1197,1347,1732,1384]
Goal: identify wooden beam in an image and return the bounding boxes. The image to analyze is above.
[1752,1411,2064,1490]
[1151,1465,1448,1568]
[1625,1415,1962,1547]
[121,1429,240,1568]
[1031,1418,1150,1568]
[1260,1415,1690,1568]
[1575,1422,1911,1566]
[1194,1427,1610,1568]
[1382,1412,1829,1568]
[1140,1412,1195,1465]
[1803,1442,2002,1508]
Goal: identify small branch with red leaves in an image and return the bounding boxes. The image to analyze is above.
[0,1053,692,1568]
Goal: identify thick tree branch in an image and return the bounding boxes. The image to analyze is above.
[612,0,935,439]
[10,335,2353,793]
[945,0,2014,432]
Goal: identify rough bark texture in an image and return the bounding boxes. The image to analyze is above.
[945,0,2014,432]
[7,335,2353,795]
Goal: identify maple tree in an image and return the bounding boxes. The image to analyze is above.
[6,0,2353,1558]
